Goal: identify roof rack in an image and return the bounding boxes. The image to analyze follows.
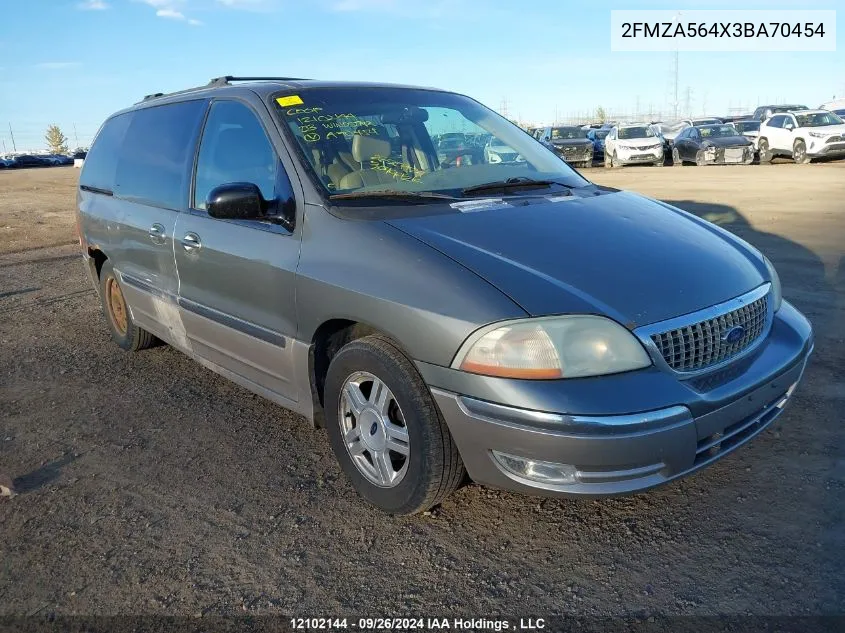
[140,75,310,102]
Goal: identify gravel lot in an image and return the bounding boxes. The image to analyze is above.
[1,165,843,619]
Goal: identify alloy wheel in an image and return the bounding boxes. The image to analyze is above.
[339,371,410,488]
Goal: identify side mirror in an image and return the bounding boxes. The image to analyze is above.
[785,123,794,131]
[207,183,265,220]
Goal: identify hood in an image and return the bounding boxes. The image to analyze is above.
[387,191,766,327]
[703,136,752,148]
[806,124,845,136]
[617,138,662,148]
[551,139,592,148]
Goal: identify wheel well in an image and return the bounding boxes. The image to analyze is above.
[309,320,380,427]
[88,248,107,278]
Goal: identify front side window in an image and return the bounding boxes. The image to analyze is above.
[734,121,760,133]
[767,116,784,129]
[272,88,587,201]
[194,100,279,209]
[114,100,206,209]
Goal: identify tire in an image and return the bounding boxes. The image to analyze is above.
[758,138,772,163]
[611,151,620,168]
[604,152,611,168]
[672,147,682,166]
[324,335,465,515]
[792,139,810,164]
[98,261,156,352]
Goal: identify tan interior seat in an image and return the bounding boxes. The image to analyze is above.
[338,132,398,190]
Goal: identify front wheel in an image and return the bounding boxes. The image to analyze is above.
[672,147,682,166]
[611,151,621,168]
[792,139,810,164]
[324,335,465,515]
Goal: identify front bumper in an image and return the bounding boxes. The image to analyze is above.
[423,301,813,497]
[701,146,755,165]
[808,140,845,157]
[617,149,663,165]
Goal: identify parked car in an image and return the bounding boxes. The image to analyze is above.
[681,117,723,127]
[484,137,524,164]
[535,126,593,167]
[672,123,755,165]
[722,115,754,123]
[752,104,808,121]
[586,128,609,162]
[0,157,15,169]
[73,150,87,169]
[603,124,664,167]
[733,119,760,141]
[77,76,813,514]
[757,110,845,163]
[11,154,49,167]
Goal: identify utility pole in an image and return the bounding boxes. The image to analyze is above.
[671,11,681,120]
[2,139,6,154]
[8,123,16,152]
[73,123,79,147]
[684,87,693,117]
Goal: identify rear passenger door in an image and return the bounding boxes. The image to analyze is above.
[91,100,206,343]
[764,115,785,151]
[173,98,303,402]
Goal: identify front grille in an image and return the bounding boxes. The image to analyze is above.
[650,294,768,372]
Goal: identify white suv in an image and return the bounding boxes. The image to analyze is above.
[604,124,664,167]
[758,110,845,163]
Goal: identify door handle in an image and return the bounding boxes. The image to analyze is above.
[148,223,166,245]
[181,232,202,252]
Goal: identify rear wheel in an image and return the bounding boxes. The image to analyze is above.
[324,335,465,515]
[758,138,772,163]
[98,261,156,352]
[792,139,810,164]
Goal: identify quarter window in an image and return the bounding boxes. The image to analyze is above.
[80,112,132,192]
[194,100,282,210]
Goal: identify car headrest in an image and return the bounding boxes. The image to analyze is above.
[352,133,391,163]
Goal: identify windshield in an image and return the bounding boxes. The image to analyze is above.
[734,121,760,133]
[551,127,587,140]
[273,88,588,200]
[692,118,721,126]
[795,111,843,127]
[618,126,655,140]
[594,130,610,139]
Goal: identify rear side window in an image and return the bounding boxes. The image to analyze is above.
[114,100,207,210]
[80,112,132,192]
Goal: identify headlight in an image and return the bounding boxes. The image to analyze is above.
[808,131,827,138]
[763,256,782,312]
[452,316,652,379]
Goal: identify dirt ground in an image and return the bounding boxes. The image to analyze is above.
[1,165,843,619]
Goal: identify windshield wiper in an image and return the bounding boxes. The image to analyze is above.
[329,190,458,202]
[461,177,572,196]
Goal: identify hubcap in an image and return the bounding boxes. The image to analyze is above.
[338,371,410,488]
[106,277,128,335]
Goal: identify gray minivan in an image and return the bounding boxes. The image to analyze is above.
[77,76,813,514]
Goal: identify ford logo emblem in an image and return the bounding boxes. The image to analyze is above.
[722,325,745,344]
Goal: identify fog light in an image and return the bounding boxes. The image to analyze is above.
[492,451,578,485]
